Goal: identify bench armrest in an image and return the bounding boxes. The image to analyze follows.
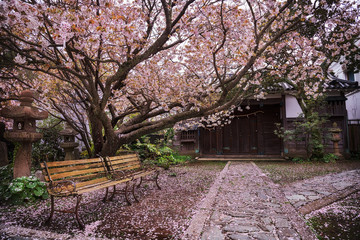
[48,180,76,196]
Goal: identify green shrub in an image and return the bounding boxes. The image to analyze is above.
[3,176,48,205]
[0,164,13,202]
[291,157,306,163]
[275,103,330,161]
[32,117,64,165]
[122,131,191,169]
[323,153,338,163]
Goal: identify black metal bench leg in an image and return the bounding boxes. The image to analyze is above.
[124,182,132,205]
[103,187,109,202]
[137,176,143,188]
[75,195,85,230]
[109,186,116,201]
[132,180,139,203]
[155,171,161,190]
[45,195,55,226]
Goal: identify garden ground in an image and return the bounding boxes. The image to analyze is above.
[0,160,359,240]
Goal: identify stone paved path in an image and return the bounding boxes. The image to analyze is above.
[283,169,360,210]
[199,162,316,240]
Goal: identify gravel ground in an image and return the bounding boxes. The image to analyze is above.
[0,162,225,239]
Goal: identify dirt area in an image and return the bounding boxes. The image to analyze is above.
[256,160,360,185]
[306,191,360,240]
[0,162,225,239]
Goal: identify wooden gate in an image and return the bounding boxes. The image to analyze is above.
[200,105,281,155]
[349,120,360,153]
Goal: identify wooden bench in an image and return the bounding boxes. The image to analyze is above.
[40,153,161,229]
[104,153,161,202]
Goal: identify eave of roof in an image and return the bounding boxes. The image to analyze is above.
[263,75,359,94]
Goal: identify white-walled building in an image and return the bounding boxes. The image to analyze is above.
[330,63,360,120]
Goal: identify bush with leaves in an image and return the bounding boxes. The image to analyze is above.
[0,164,13,203]
[2,176,48,205]
[32,117,65,166]
[122,129,191,169]
[275,111,330,161]
[323,153,338,163]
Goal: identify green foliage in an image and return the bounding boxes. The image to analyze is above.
[275,110,330,161]
[0,164,13,203]
[122,129,191,169]
[291,157,306,163]
[163,128,175,145]
[81,144,95,159]
[288,153,337,164]
[323,153,338,163]
[1,176,48,205]
[32,117,65,165]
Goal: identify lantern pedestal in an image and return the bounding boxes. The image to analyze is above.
[60,142,79,160]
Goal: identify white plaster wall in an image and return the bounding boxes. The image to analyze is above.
[330,62,347,79]
[355,72,360,82]
[330,62,360,120]
[346,92,360,120]
[346,66,360,120]
[285,95,303,118]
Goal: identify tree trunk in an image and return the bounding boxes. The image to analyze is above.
[88,111,104,157]
[100,136,121,157]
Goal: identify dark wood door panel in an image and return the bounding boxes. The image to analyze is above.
[200,104,281,155]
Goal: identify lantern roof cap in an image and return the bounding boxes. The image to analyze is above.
[0,90,48,120]
[60,123,77,136]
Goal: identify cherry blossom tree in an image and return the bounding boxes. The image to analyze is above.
[1,0,359,157]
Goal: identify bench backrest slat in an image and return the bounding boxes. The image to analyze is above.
[107,154,142,173]
[40,158,100,168]
[76,177,109,188]
[46,162,103,174]
[112,164,141,171]
[109,158,138,165]
[41,158,107,183]
[107,154,137,161]
[50,167,106,181]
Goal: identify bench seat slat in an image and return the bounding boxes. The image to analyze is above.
[76,177,110,188]
[76,177,132,194]
[49,179,113,196]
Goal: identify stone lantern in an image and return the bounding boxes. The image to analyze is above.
[60,123,79,160]
[329,122,342,157]
[0,90,48,178]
